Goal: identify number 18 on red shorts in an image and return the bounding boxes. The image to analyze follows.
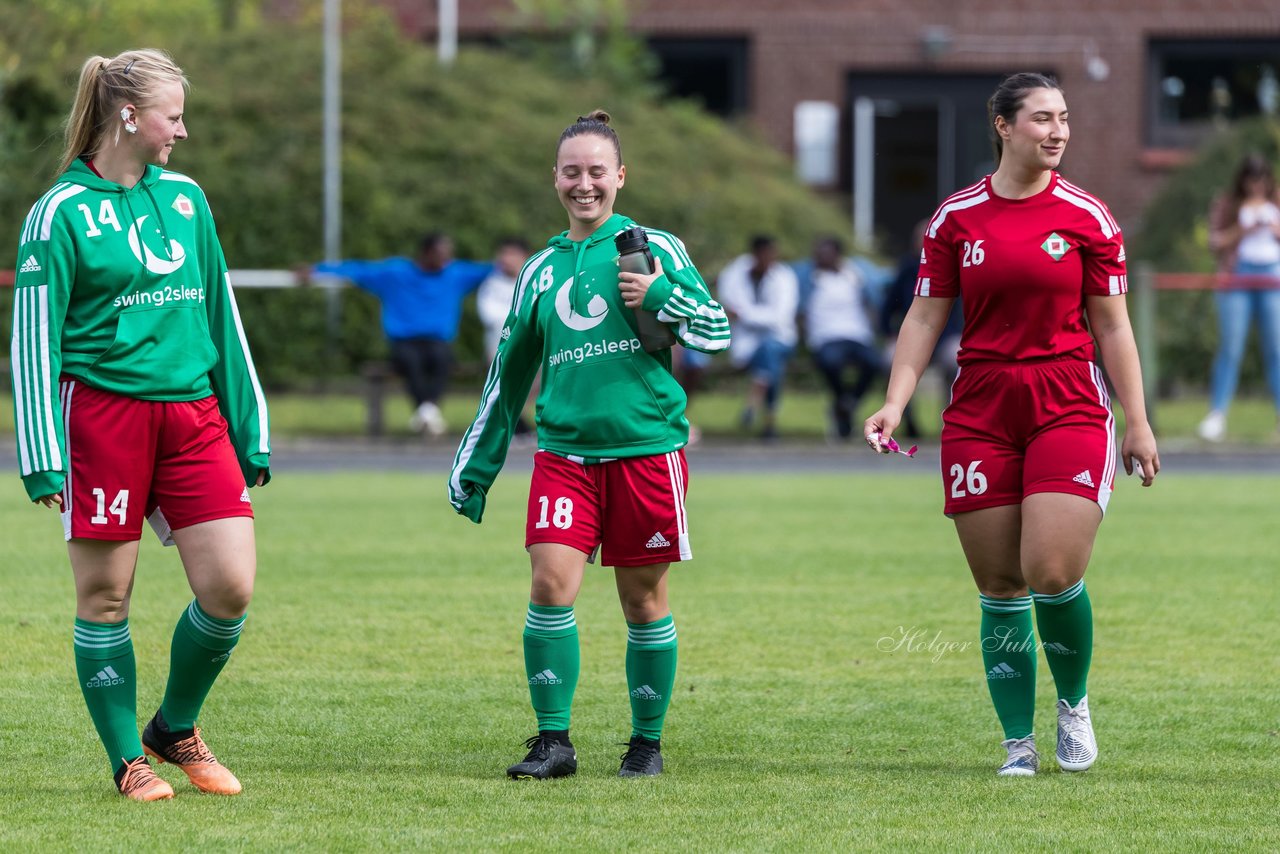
[526,449,691,567]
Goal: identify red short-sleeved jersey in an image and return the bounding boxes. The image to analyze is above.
[916,172,1126,365]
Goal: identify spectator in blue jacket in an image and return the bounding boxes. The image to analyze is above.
[310,233,492,435]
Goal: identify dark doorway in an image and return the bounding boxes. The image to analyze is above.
[847,73,1007,256]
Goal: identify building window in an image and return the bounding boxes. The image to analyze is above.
[1148,39,1280,148]
[647,38,748,116]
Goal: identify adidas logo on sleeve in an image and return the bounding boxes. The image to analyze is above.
[19,255,42,273]
[84,665,126,688]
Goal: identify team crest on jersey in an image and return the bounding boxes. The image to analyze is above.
[1041,233,1071,261]
[171,193,194,219]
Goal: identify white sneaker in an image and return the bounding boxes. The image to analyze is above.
[997,735,1039,777]
[1197,410,1226,442]
[412,402,447,436]
[1056,696,1098,771]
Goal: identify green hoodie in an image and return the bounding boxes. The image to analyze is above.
[449,213,731,523]
[9,160,270,501]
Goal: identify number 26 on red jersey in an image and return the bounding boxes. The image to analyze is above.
[961,240,985,268]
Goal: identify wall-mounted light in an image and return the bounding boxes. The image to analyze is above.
[920,25,953,61]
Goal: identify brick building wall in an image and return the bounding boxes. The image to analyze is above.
[349,0,1280,233]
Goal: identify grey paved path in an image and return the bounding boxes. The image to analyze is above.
[260,437,1280,476]
[5,438,1277,476]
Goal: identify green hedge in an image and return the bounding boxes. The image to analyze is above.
[2,9,854,388]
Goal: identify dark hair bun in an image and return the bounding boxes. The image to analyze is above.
[578,109,611,125]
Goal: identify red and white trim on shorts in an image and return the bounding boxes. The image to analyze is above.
[58,380,75,540]
[665,450,692,560]
[1088,363,1117,514]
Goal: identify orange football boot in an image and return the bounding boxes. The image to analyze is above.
[115,756,175,801]
[142,721,242,795]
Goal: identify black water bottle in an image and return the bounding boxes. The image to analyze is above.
[615,226,676,352]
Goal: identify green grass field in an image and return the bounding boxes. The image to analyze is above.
[1,469,1276,851]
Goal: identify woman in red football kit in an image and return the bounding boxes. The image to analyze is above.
[864,73,1159,777]
[10,50,269,800]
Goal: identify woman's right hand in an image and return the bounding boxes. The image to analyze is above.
[863,403,903,453]
[35,493,63,509]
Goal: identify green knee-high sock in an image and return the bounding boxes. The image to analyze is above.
[625,615,678,741]
[1032,580,1093,705]
[159,599,246,731]
[523,604,580,733]
[979,595,1037,740]
[74,618,142,772]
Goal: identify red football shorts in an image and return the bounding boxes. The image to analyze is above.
[525,449,691,567]
[939,359,1116,516]
[59,380,254,543]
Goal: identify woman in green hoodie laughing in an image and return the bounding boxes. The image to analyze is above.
[450,110,730,781]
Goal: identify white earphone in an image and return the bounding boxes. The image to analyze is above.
[121,107,137,134]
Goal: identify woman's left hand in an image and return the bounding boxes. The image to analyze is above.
[1121,421,1160,487]
[618,256,664,309]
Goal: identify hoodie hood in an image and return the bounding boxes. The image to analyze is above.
[546,213,633,253]
[546,213,634,317]
[60,160,175,266]
[61,158,163,193]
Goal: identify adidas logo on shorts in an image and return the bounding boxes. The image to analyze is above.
[1072,470,1095,488]
[645,532,671,549]
[240,487,251,503]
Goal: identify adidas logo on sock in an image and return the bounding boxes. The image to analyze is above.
[210,651,232,663]
[1072,470,1095,487]
[19,255,42,274]
[84,665,125,688]
[529,668,563,685]
[630,684,662,700]
[1042,642,1077,655]
[987,662,1021,680]
[645,532,671,549]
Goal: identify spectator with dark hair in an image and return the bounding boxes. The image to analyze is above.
[1198,152,1280,442]
[308,232,492,435]
[799,235,884,441]
[717,235,799,440]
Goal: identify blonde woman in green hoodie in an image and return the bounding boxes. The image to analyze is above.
[450,110,730,780]
[10,49,269,801]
